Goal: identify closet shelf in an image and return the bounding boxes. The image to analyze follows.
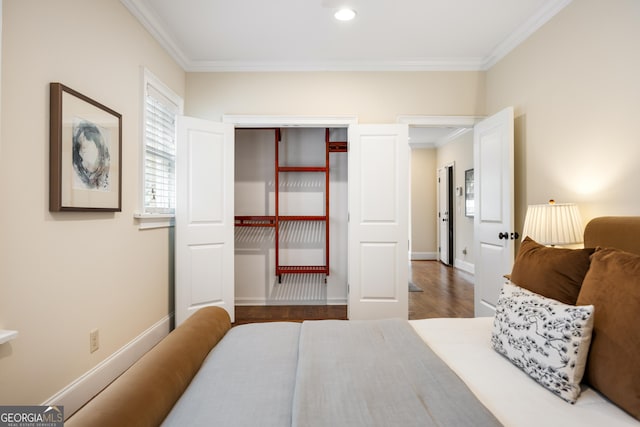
[279,215,326,221]
[276,265,329,281]
[328,141,347,152]
[234,216,275,227]
[278,166,326,172]
[235,215,327,226]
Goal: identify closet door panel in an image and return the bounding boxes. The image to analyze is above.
[348,124,409,320]
[176,116,235,325]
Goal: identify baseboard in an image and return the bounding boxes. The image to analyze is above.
[454,258,475,275]
[411,252,437,261]
[44,314,172,419]
[235,297,268,306]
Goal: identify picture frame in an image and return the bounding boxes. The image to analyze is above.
[50,83,122,212]
[465,168,475,217]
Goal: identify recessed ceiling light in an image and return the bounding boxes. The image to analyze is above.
[334,8,356,21]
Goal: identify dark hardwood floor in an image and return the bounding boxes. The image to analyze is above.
[233,260,473,325]
[234,304,348,326]
[408,260,474,319]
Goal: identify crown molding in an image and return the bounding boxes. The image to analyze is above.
[409,128,473,149]
[433,128,473,148]
[120,0,190,70]
[482,0,573,69]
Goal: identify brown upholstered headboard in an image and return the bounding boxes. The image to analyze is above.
[583,216,640,255]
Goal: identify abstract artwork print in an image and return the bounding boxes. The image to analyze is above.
[72,118,111,191]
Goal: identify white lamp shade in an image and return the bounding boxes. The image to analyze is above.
[522,203,583,245]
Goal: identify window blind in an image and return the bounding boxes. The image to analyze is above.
[144,83,179,214]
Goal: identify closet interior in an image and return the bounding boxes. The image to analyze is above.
[234,127,348,305]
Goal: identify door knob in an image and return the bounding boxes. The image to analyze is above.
[499,231,520,240]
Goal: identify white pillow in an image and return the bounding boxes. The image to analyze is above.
[491,282,594,403]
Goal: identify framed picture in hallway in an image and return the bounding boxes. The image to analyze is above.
[49,82,122,212]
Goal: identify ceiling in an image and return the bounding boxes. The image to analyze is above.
[121,0,572,72]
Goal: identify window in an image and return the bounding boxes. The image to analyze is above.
[139,69,183,225]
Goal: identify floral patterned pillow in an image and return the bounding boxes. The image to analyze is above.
[491,283,595,403]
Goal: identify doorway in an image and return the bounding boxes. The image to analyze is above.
[403,116,481,272]
[223,115,410,320]
[234,126,348,306]
[438,164,454,265]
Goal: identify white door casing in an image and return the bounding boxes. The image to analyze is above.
[175,117,235,325]
[473,107,515,317]
[348,124,409,320]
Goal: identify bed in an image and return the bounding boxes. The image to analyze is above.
[66,216,640,426]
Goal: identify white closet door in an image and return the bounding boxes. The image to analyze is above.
[473,107,515,317]
[175,117,235,325]
[348,124,409,320]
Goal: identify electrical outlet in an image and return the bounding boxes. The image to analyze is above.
[89,328,99,353]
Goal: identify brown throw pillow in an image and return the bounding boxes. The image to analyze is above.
[509,237,595,305]
[576,248,640,420]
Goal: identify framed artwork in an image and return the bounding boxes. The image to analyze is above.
[50,83,122,212]
[465,168,475,217]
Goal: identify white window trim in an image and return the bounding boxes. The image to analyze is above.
[135,68,184,229]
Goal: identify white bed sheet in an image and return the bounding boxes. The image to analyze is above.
[409,317,639,427]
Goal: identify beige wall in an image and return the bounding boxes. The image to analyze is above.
[185,71,485,122]
[486,0,640,231]
[437,132,475,266]
[0,0,184,404]
[410,148,437,257]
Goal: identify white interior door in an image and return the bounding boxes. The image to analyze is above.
[348,124,409,320]
[175,117,235,325]
[473,107,515,317]
[437,166,450,265]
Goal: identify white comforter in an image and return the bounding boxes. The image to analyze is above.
[410,317,639,427]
